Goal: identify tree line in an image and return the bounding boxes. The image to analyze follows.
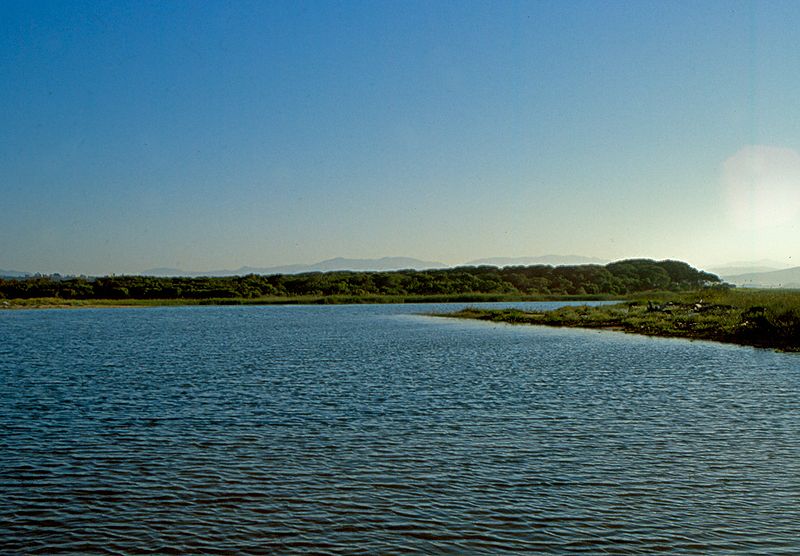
[0,259,720,300]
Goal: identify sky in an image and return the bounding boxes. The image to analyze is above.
[2,0,799,275]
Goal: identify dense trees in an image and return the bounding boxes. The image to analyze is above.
[0,259,720,300]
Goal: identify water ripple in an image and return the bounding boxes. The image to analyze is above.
[2,303,800,553]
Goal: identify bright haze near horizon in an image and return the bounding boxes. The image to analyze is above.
[2,1,799,276]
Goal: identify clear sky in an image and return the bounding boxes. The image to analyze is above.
[2,0,799,275]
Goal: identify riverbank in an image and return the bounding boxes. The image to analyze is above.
[437,289,800,352]
[0,292,623,309]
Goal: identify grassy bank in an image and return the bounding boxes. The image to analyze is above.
[0,292,624,309]
[438,289,800,352]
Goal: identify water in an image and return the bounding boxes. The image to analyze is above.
[2,302,800,554]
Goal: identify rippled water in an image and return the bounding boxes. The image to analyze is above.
[2,302,800,554]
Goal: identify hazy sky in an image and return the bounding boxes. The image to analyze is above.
[2,1,799,275]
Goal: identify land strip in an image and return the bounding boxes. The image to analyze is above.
[0,293,621,310]
[437,289,800,352]
[0,259,718,305]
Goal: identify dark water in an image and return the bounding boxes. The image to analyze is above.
[2,303,800,554]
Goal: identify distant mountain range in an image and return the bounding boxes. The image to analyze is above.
[707,259,794,276]
[0,269,30,278]
[142,257,449,277]
[141,255,613,276]
[463,255,608,267]
[8,256,795,282]
[711,265,785,275]
[720,266,800,289]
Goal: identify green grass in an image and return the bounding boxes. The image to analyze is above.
[439,288,800,352]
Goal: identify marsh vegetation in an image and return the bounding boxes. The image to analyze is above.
[441,289,800,352]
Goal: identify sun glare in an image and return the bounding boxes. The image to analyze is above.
[723,145,800,230]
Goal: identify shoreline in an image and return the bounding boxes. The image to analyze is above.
[0,293,623,310]
[435,290,800,352]
[6,290,798,353]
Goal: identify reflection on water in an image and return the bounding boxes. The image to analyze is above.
[2,303,800,554]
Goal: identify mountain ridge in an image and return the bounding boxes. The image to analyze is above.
[721,266,800,289]
[0,269,31,278]
[142,255,615,277]
[142,257,449,277]
[5,256,769,279]
[463,255,608,267]
[708,259,793,276]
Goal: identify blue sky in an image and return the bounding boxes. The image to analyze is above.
[2,0,799,274]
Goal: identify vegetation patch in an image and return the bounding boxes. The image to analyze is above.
[438,289,800,352]
[0,259,717,305]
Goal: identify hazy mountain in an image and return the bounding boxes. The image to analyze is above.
[146,255,612,276]
[711,266,785,276]
[0,269,30,278]
[276,257,448,272]
[143,257,448,277]
[141,267,197,277]
[708,259,793,276]
[722,266,800,288]
[463,255,608,267]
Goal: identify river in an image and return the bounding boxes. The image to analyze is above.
[2,302,799,553]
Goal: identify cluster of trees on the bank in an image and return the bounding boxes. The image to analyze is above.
[0,259,721,300]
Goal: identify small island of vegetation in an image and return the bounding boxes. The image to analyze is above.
[439,288,800,352]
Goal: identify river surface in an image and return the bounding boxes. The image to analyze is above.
[2,302,800,554]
